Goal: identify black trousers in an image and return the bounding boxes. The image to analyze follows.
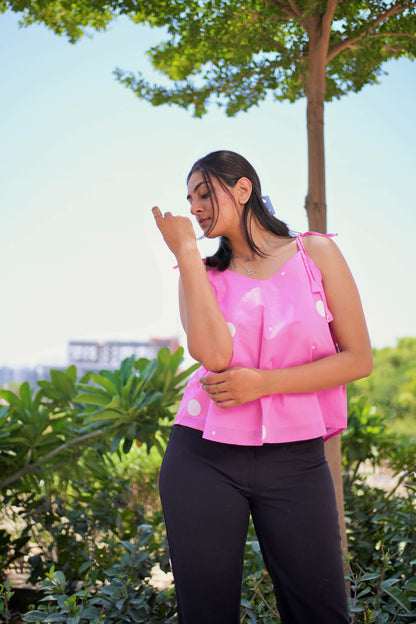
[159,425,349,624]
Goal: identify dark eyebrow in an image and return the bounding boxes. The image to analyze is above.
[186,180,206,201]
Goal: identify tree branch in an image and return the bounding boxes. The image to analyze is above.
[0,429,104,489]
[327,0,416,62]
[271,0,301,19]
[286,0,302,17]
[323,0,338,34]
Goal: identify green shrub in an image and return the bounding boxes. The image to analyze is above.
[22,526,177,624]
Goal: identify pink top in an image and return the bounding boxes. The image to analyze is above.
[175,232,347,445]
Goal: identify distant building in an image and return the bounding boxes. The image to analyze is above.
[0,338,180,388]
[67,337,180,375]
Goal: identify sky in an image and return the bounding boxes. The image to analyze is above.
[0,11,415,368]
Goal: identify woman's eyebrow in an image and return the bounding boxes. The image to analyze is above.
[186,180,206,201]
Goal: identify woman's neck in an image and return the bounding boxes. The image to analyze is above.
[229,227,271,260]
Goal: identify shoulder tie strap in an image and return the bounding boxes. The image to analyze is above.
[296,232,338,322]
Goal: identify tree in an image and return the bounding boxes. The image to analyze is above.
[113,0,416,231]
[349,337,416,430]
[0,0,119,43]
[3,0,415,576]
[111,0,416,568]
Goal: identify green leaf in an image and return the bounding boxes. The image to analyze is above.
[89,373,119,395]
[65,365,77,383]
[73,392,111,407]
[138,359,159,385]
[50,369,75,399]
[0,389,21,408]
[85,409,123,423]
[157,347,171,368]
[0,405,10,418]
[381,580,413,613]
[110,430,125,453]
[123,437,133,453]
[19,382,32,409]
[52,570,66,588]
[120,355,136,385]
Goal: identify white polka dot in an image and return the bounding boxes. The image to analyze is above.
[227,322,236,337]
[312,344,316,350]
[262,425,267,440]
[316,300,326,317]
[187,399,201,416]
[212,431,216,435]
[281,271,285,276]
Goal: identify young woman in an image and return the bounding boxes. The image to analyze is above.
[152,150,372,624]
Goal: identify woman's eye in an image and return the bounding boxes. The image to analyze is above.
[201,193,209,200]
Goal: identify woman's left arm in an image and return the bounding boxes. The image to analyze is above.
[200,236,373,407]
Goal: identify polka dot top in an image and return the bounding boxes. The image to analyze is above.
[175,232,347,446]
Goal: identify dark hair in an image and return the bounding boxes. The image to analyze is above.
[187,150,292,271]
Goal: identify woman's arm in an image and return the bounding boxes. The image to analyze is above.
[152,207,232,372]
[199,235,372,405]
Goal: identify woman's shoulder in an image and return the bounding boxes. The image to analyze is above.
[300,233,343,273]
[301,232,339,253]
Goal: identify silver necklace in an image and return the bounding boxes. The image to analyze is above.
[231,233,271,276]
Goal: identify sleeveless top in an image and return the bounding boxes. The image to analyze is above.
[174,232,347,446]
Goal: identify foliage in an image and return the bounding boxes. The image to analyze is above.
[0,0,118,43]
[349,337,416,435]
[0,582,13,624]
[0,348,198,588]
[4,1,415,116]
[346,485,416,623]
[342,395,416,623]
[112,1,416,117]
[342,395,394,483]
[22,526,177,624]
[241,524,279,623]
[2,358,416,622]
[0,348,198,490]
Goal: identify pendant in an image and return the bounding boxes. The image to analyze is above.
[247,269,254,275]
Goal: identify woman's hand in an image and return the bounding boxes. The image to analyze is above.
[199,367,267,408]
[152,206,197,259]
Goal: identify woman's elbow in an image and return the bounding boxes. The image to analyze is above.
[188,344,232,373]
[197,353,232,373]
[352,351,373,381]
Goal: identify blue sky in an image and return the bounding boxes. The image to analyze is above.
[0,11,415,367]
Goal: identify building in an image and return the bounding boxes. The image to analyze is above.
[67,337,180,376]
[0,338,180,388]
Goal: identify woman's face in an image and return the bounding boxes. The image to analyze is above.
[186,170,241,239]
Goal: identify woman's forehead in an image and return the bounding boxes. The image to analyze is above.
[187,170,204,189]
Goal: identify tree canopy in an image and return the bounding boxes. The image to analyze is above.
[0,0,115,42]
[112,0,416,117]
[349,337,416,431]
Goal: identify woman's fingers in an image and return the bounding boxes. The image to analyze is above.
[151,206,197,256]
[152,206,163,218]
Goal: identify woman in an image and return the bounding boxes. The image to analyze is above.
[152,150,372,624]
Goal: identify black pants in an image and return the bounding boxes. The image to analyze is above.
[159,425,349,624]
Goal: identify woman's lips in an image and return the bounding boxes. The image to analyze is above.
[199,218,210,228]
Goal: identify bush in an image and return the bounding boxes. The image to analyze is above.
[343,396,416,622]
[22,526,177,624]
[0,348,197,617]
[2,369,416,623]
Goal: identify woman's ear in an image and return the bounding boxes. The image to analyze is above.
[236,177,252,204]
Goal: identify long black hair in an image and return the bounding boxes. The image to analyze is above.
[187,150,292,271]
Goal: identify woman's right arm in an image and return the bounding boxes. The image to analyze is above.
[152,207,232,372]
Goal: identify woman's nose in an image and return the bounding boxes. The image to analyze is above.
[190,201,202,215]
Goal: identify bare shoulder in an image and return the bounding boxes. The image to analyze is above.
[302,234,346,273]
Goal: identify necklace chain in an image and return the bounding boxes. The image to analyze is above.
[231,233,271,276]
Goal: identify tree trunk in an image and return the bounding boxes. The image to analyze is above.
[304,13,349,578]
